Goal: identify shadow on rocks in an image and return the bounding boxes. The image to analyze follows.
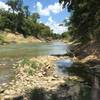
[29,88,47,100]
[29,83,75,100]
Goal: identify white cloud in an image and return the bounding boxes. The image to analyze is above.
[40,8,50,16]
[36,2,50,16]
[0,1,11,11]
[36,2,63,16]
[48,16,53,23]
[45,17,67,34]
[36,2,67,33]
[48,2,62,14]
[36,2,42,12]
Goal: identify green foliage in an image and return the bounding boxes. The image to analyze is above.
[20,58,38,75]
[0,35,5,44]
[0,0,54,39]
[31,13,40,23]
[52,33,62,39]
[0,16,5,30]
[59,0,100,43]
[61,31,70,39]
[27,62,38,75]
[20,58,30,66]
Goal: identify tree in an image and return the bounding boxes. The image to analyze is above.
[6,0,23,32]
[30,13,40,23]
[62,32,69,38]
[23,6,30,17]
[0,1,54,39]
[6,0,18,14]
[59,0,100,43]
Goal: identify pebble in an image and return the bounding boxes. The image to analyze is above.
[2,83,6,86]
[53,74,58,78]
[0,89,5,94]
[4,95,23,100]
[38,73,43,77]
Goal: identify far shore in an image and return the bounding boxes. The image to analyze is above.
[0,31,44,45]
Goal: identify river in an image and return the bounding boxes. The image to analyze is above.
[0,41,70,58]
[0,41,69,84]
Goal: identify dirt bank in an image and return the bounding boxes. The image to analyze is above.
[0,31,42,44]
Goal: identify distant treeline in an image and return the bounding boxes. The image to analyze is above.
[0,0,61,40]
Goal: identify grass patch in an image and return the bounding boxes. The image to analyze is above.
[0,35,5,44]
[19,58,39,75]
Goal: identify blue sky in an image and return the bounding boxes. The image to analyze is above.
[0,0,70,34]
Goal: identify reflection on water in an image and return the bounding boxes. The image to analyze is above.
[55,59,73,76]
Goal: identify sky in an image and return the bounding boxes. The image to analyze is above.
[0,0,70,34]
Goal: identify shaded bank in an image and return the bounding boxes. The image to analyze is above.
[67,59,100,100]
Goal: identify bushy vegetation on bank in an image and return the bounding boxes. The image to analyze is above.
[0,0,58,40]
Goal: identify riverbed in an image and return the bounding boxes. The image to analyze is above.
[0,41,70,85]
[0,41,98,100]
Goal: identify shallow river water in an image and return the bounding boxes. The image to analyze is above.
[0,41,70,84]
[0,41,69,58]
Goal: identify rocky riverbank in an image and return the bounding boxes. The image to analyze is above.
[0,41,99,100]
[0,56,81,100]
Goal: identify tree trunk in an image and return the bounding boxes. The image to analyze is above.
[91,76,100,100]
